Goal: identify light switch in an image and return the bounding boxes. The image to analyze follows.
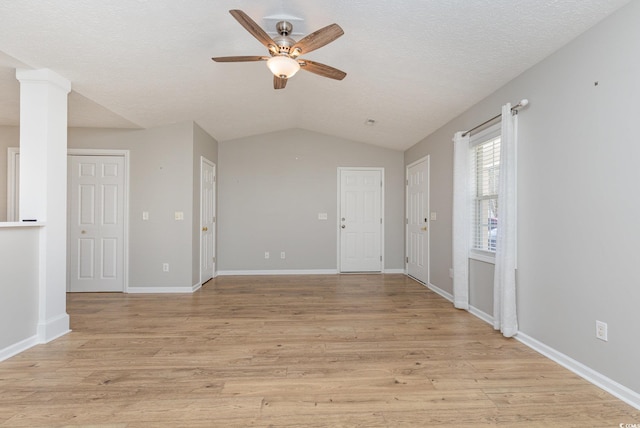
[430,212,437,221]
[175,211,184,220]
[318,213,328,220]
[142,211,149,221]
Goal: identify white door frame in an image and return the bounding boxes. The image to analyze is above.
[7,147,20,221]
[405,155,430,283]
[336,167,385,272]
[200,157,216,284]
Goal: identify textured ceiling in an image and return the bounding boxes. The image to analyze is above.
[0,0,632,150]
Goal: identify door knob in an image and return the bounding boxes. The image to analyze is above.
[202,227,208,232]
[81,230,86,234]
[421,226,427,231]
[341,225,346,229]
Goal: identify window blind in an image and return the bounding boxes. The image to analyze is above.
[471,136,501,252]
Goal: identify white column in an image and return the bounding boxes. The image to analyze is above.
[16,68,71,342]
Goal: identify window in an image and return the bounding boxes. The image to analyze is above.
[470,124,501,256]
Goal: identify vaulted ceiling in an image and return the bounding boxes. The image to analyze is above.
[0,1,631,150]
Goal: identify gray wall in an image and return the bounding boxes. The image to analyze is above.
[0,227,39,350]
[218,128,404,272]
[68,122,216,289]
[405,0,640,394]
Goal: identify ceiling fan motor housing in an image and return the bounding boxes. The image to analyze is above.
[273,21,296,55]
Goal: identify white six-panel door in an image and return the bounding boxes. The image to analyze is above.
[68,155,125,292]
[406,157,430,283]
[339,169,383,272]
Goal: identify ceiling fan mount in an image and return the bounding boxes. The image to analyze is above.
[212,10,346,90]
[275,20,293,37]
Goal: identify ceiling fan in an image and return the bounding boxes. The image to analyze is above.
[212,9,346,89]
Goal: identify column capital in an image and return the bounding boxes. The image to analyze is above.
[16,68,71,94]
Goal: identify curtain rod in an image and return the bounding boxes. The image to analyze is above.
[462,99,529,137]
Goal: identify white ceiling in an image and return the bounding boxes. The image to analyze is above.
[0,0,631,151]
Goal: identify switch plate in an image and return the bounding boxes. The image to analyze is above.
[142,211,149,220]
[175,211,184,220]
[162,263,169,272]
[318,213,328,220]
[280,251,286,259]
[430,212,437,221]
[264,252,270,259]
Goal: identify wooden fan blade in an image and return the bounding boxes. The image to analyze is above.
[212,56,267,62]
[299,60,347,80]
[290,24,344,57]
[274,76,287,90]
[229,10,278,53]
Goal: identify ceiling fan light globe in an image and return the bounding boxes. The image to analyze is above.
[267,55,300,79]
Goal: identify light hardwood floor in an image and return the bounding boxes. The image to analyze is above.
[1,274,638,427]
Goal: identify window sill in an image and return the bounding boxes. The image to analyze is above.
[469,250,495,264]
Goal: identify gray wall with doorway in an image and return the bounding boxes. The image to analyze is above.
[217,128,404,272]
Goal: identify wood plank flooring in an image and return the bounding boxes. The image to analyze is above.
[1,274,638,427]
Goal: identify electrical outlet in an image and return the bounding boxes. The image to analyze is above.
[162,263,169,272]
[596,320,608,341]
[280,251,286,259]
[264,252,270,259]
[142,211,149,220]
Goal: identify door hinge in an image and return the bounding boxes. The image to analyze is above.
[406,179,409,186]
[380,218,382,224]
[213,176,216,183]
[380,255,382,262]
[406,256,409,263]
[213,256,216,263]
[213,216,216,223]
[406,218,408,225]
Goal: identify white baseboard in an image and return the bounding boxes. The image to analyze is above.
[426,282,455,303]
[37,313,71,343]
[468,305,494,326]
[405,276,454,303]
[127,283,201,293]
[516,332,640,410]
[216,269,405,276]
[2,314,71,362]
[405,274,640,410]
[0,335,39,362]
[127,270,404,290]
[216,269,339,276]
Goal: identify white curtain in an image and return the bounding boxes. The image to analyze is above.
[452,131,470,309]
[493,104,518,337]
